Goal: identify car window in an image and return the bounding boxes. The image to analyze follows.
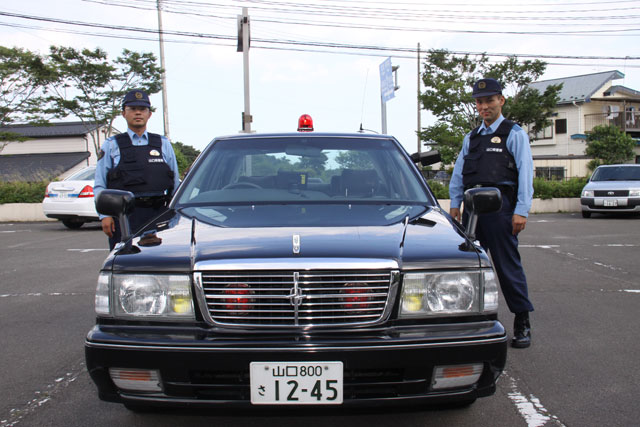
[66,167,96,181]
[176,136,429,206]
[591,166,640,181]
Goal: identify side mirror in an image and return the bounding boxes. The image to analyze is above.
[463,187,502,241]
[96,189,135,243]
[410,150,441,167]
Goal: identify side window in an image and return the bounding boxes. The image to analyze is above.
[555,119,567,135]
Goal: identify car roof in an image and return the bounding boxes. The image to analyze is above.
[596,164,640,168]
[212,132,396,142]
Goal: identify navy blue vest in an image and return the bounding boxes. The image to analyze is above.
[462,119,518,189]
[107,133,174,196]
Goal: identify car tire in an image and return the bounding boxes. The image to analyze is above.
[62,219,84,229]
[581,211,591,219]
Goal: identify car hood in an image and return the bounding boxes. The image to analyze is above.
[584,180,640,191]
[106,208,483,272]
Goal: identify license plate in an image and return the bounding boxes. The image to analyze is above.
[56,193,68,199]
[604,199,618,207]
[250,362,343,405]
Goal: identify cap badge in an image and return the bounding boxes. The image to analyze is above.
[478,81,486,89]
[150,149,160,156]
[491,136,501,144]
[135,91,143,99]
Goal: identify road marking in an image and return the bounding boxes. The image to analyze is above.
[622,289,640,293]
[67,248,109,253]
[504,372,565,427]
[0,292,88,298]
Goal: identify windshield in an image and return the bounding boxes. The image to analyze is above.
[174,136,432,226]
[66,167,95,181]
[591,166,640,181]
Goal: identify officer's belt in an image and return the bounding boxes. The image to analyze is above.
[134,195,168,208]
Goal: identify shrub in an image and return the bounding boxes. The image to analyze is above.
[0,181,48,204]
[428,177,588,201]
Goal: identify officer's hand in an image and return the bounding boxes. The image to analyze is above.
[450,208,461,223]
[512,214,527,235]
[101,217,115,238]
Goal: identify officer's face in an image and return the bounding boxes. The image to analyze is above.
[475,95,505,126]
[122,106,152,131]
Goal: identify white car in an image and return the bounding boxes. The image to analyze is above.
[580,164,640,218]
[43,166,99,229]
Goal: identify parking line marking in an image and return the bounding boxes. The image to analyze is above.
[67,249,109,253]
[504,372,566,427]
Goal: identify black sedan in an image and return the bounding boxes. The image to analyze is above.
[85,131,506,411]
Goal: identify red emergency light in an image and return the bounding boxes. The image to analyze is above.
[297,114,314,132]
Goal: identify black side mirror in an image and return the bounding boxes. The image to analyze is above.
[410,150,441,167]
[96,189,135,243]
[463,187,502,241]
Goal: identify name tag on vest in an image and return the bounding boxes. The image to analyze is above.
[148,158,165,163]
[486,147,503,153]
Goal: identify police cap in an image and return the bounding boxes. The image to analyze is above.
[122,90,151,108]
[472,78,502,99]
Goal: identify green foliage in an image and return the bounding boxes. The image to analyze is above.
[419,49,561,165]
[427,177,588,201]
[0,181,48,204]
[172,141,200,177]
[44,46,163,154]
[585,125,636,165]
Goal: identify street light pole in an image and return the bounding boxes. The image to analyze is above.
[156,0,170,139]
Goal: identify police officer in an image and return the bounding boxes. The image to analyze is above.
[449,78,535,348]
[94,89,180,250]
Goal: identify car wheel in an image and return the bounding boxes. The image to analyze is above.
[62,219,84,229]
[581,211,591,219]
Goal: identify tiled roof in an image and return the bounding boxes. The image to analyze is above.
[529,70,625,104]
[0,121,103,138]
[0,152,90,182]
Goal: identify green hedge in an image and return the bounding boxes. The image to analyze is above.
[0,181,48,204]
[427,177,588,200]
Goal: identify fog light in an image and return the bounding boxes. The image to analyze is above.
[109,368,162,392]
[432,364,483,390]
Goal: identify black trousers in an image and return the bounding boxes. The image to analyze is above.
[465,193,534,314]
[108,206,165,250]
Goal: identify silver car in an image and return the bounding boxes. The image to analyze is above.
[42,166,99,228]
[580,164,640,218]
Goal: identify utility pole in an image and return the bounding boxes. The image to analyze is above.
[156,0,170,139]
[238,7,253,133]
[417,43,421,153]
[379,58,400,135]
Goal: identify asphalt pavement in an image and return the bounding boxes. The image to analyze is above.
[1,213,639,427]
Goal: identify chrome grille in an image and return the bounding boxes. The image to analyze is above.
[196,270,395,327]
[594,190,628,197]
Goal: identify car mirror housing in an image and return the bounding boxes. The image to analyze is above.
[410,150,441,167]
[463,187,502,241]
[96,189,136,244]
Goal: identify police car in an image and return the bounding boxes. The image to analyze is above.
[85,116,507,410]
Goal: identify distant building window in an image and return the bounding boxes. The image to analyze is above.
[555,119,567,134]
[530,125,553,141]
[536,167,565,181]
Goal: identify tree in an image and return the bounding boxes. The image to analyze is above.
[0,46,56,152]
[44,47,163,154]
[172,141,201,177]
[419,49,562,165]
[585,125,636,169]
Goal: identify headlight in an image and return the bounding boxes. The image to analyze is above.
[629,189,640,197]
[582,190,594,197]
[399,270,498,317]
[95,273,195,320]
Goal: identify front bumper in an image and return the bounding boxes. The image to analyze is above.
[85,321,507,408]
[581,197,640,214]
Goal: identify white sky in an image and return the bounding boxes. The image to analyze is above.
[1,0,639,155]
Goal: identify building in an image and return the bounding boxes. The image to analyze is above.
[528,70,640,179]
[0,121,113,182]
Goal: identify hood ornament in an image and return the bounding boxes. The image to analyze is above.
[292,234,300,254]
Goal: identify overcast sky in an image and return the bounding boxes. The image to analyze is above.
[1,0,639,154]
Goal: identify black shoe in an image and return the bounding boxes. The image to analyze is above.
[511,312,531,348]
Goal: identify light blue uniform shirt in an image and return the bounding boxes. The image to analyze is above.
[449,115,534,218]
[94,129,180,219]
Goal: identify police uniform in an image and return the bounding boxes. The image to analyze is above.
[449,78,534,348]
[94,90,180,249]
